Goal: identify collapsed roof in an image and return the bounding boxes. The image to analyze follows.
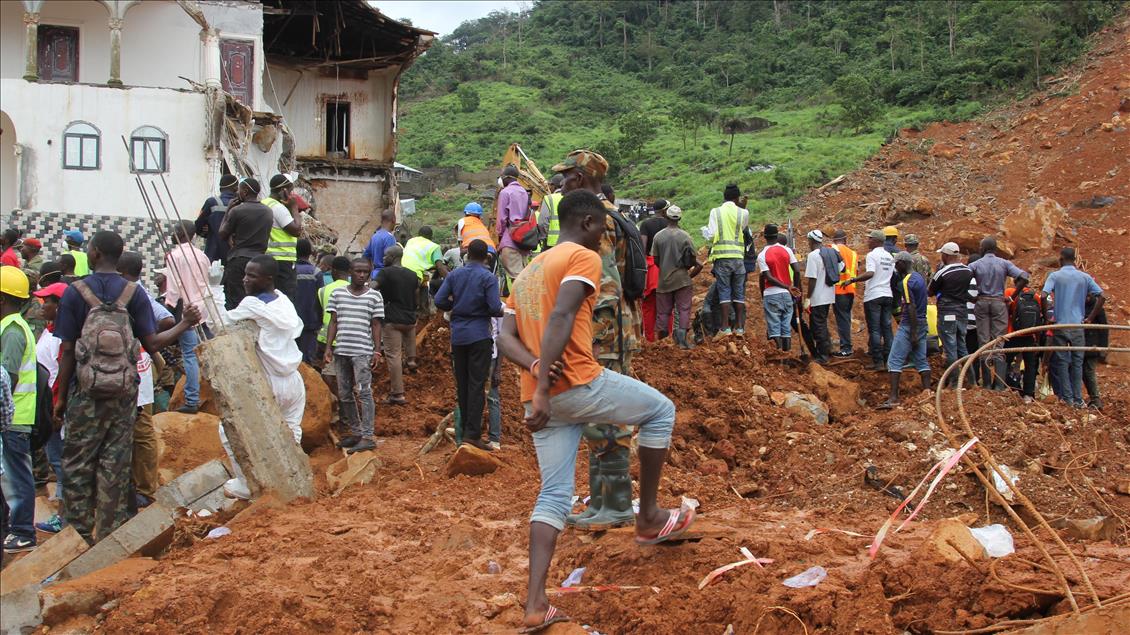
[261,0,434,70]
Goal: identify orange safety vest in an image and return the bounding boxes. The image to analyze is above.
[460,215,496,251]
[835,244,858,295]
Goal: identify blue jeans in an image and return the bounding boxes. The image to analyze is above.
[939,311,968,378]
[887,317,930,373]
[1051,329,1085,404]
[487,356,502,444]
[763,292,793,339]
[180,327,201,407]
[1,430,35,540]
[865,297,894,365]
[712,258,746,304]
[525,369,674,531]
[46,427,65,504]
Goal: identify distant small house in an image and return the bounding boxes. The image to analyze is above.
[394,162,423,183]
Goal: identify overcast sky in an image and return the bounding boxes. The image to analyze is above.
[372,1,528,36]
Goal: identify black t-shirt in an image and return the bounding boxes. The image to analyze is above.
[224,201,273,260]
[929,263,975,315]
[639,217,667,250]
[377,265,419,325]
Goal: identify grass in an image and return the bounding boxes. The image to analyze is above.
[398,81,974,245]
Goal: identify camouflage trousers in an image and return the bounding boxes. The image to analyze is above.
[62,387,139,544]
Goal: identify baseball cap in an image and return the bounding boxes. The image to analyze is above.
[882,225,899,238]
[904,233,920,245]
[806,229,825,242]
[551,150,609,179]
[666,205,683,220]
[463,202,483,216]
[63,229,85,244]
[937,242,961,255]
[32,282,68,299]
[22,238,42,249]
[894,251,914,263]
[868,229,886,240]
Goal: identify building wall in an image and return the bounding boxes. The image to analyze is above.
[0,0,112,83]
[120,1,203,89]
[266,64,398,162]
[306,176,388,254]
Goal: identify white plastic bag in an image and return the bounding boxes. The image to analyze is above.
[969,524,1015,557]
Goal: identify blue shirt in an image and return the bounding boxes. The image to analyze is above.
[363,229,397,279]
[55,272,158,342]
[432,262,503,346]
[898,271,928,320]
[1042,265,1102,325]
[295,261,323,330]
[970,252,1027,298]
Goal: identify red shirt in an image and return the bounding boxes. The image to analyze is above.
[1,247,21,267]
[759,244,794,293]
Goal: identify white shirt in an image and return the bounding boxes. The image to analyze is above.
[804,248,840,307]
[863,247,895,302]
[756,244,797,297]
[137,351,154,407]
[35,329,61,387]
[267,200,294,229]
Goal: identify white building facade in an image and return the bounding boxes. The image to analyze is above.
[1,0,431,272]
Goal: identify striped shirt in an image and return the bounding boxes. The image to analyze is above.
[327,287,384,356]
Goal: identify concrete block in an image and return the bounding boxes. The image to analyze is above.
[0,526,89,596]
[188,486,237,516]
[197,324,314,502]
[57,504,175,582]
[0,583,41,634]
[154,459,230,510]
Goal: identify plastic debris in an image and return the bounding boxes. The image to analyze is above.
[550,585,659,595]
[782,565,827,588]
[991,465,1020,503]
[632,498,640,514]
[681,496,700,511]
[698,547,775,590]
[561,567,586,588]
[205,526,232,540]
[969,524,1015,557]
[804,528,868,541]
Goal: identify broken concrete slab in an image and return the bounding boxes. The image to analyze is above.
[57,504,175,582]
[0,526,89,596]
[38,558,160,628]
[154,459,230,510]
[446,445,502,478]
[197,323,315,502]
[326,451,381,496]
[0,583,41,634]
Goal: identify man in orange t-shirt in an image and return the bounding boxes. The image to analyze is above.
[498,190,695,632]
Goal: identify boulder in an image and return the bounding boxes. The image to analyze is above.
[446,445,502,478]
[783,392,830,425]
[808,363,861,419]
[168,375,220,416]
[751,385,769,400]
[698,459,729,476]
[298,363,333,451]
[711,440,737,462]
[911,197,935,215]
[999,197,1066,252]
[951,230,1015,260]
[153,412,225,484]
[919,518,986,563]
[702,417,730,441]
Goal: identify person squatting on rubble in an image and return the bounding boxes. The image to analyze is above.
[52,231,201,544]
[705,184,750,338]
[497,189,695,633]
[324,258,384,455]
[222,255,306,500]
[376,245,419,405]
[651,205,702,349]
[433,239,503,452]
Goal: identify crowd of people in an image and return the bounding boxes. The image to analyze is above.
[0,148,1111,633]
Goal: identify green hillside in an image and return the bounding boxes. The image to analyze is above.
[395,0,1121,236]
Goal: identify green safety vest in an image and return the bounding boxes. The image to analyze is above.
[262,197,297,262]
[68,250,90,276]
[709,202,744,262]
[0,313,37,429]
[317,279,349,344]
[402,236,439,281]
[541,192,563,248]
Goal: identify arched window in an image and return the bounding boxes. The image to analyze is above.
[130,125,168,173]
[63,121,100,170]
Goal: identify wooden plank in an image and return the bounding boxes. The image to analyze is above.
[0,526,88,594]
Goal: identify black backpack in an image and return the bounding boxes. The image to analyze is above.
[31,363,54,452]
[608,207,647,301]
[1014,290,1044,330]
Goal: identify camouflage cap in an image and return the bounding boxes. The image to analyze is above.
[904,233,920,245]
[551,150,609,178]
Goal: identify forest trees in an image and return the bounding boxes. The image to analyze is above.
[833,73,880,133]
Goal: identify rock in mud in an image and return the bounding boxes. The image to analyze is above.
[808,364,860,419]
[999,197,1066,252]
[928,143,961,159]
[298,363,333,451]
[326,451,381,495]
[40,558,160,627]
[919,518,986,563]
[1052,516,1118,541]
[751,385,769,400]
[783,392,830,425]
[702,417,730,440]
[698,459,729,476]
[446,445,503,478]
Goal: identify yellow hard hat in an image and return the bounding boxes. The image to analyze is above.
[882,225,899,238]
[0,266,30,299]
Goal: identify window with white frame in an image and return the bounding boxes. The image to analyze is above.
[62,121,100,170]
[130,126,168,173]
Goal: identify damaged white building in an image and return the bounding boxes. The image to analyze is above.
[0,0,433,268]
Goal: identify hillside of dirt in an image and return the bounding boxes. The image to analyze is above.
[74,15,1130,635]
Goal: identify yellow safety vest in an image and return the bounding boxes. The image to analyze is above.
[261,197,297,262]
[709,202,744,262]
[68,250,90,276]
[317,279,348,344]
[402,236,440,281]
[0,313,37,429]
[541,192,563,248]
